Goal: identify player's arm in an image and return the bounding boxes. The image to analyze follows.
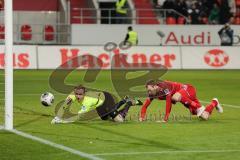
[66,97,73,105]
[124,33,129,45]
[139,97,153,121]
[163,94,172,122]
[63,95,75,110]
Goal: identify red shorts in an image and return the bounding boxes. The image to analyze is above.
[177,85,201,115]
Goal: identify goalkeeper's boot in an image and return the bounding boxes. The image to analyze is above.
[134,98,143,105]
[124,95,131,102]
[124,96,143,106]
[51,116,63,124]
[213,98,223,113]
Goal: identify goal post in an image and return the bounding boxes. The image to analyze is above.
[4,0,13,130]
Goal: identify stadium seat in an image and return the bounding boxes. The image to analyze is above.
[166,17,176,24]
[236,11,240,17]
[177,17,185,24]
[21,25,32,41]
[0,0,3,10]
[234,17,240,24]
[201,17,208,24]
[236,0,240,7]
[133,0,160,24]
[44,25,54,41]
[0,25,4,39]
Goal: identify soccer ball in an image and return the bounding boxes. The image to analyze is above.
[40,92,54,106]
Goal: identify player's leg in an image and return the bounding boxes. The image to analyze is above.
[107,96,131,121]
[172,85,202,109]
[112,98,143,122]
[200,98,223,120]
[117,101,133,119]
[96,93,142,122]
[173,85,209,118]
[188,98,205,117]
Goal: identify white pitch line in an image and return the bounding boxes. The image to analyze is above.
[94,149,240,156]
[200,100,240,109]
[8,129,103,160]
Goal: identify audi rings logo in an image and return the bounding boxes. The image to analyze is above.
[204,49,229,67]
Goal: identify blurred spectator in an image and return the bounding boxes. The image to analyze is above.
[202,0,217,14]
[185,0,193,8]
[162,0,176,16]
[124,26,138,46]
[208,3,220,24]
[0,0,4,10]
[197,0,209,15]
[188,3,200,24]
[229,16,235,24]
[157,0,166,8]
[153,0,165,8]
[115,0,127,24]
[158,0,236,25]
[228,0,236,16]
[218,0,231,24]
[218,23,233,46]
[175,0,187,16]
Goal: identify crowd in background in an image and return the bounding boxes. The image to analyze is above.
[154,0,237,24]
[0,0,4,10]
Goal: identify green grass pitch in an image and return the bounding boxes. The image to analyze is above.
[0,70,240,160]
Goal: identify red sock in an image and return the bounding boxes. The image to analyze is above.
[205,100,218,114]
[181,96,201,109]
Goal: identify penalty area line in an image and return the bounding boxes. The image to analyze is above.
[200,100,240,109]
[7,129,103,160]
[94,149,240,156]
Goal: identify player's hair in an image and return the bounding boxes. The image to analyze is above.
[74,85,86,93]
[128,26,133,31]
[145,79,158,87]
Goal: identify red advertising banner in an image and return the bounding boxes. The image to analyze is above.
[0,45,37,69]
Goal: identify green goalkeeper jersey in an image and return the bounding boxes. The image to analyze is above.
[67,94,104,114]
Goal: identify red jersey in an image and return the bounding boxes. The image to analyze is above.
[156,81,185,98]
[141,80,189,121]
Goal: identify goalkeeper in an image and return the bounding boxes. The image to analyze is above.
[51,85,142,124]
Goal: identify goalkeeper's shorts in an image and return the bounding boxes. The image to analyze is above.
[96,91,118,120]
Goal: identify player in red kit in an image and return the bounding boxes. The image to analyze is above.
[139,79,223,122]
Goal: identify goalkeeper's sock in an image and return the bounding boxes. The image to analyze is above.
[119,104,131,118]
[114,99,127,110]
[204,100,217,114]
[110,99,129,119]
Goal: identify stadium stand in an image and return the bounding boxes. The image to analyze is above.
[133,0,160,24]
[0,0,71,44]
[70,0,96,24]
[0,24,4,39]
[0,0,239,45]
[234,16,240,24]
[155,0,237,25]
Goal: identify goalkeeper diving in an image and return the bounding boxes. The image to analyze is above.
[51,85,142,124]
